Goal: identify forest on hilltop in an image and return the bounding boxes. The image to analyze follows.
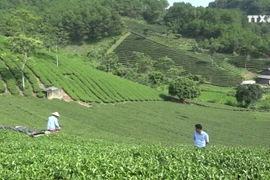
[0,0,269,58]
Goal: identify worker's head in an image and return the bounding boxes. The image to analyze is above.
[52,112,60,118]
[195,124,202,133]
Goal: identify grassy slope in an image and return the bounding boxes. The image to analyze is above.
[0,95,269,148]
[114,33,243,87]
[0,35,163,103]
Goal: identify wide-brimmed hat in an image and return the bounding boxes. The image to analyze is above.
[52,112,60,117]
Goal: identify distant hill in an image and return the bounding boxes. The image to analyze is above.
[114,32,243,87]
[208,0,270,14]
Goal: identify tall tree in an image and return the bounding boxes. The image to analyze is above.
[8,10,43,89]
[8,35,42,89]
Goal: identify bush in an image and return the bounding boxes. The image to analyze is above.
[235,84,263,107]
[169,77,200,101]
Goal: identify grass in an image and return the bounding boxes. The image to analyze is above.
[0,95,269,148]
[198,92,237,105]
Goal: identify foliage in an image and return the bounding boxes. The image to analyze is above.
[98,52,119,73]
[235,84,263,107]
[164,2,270,58]
[1,131,270,179]
[148,71,165,87]
[131,52,154,74]
[154,56,174,74]
[169,77,200,101]
[209,0,270,15]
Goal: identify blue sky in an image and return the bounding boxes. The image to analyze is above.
[168,0,214,7]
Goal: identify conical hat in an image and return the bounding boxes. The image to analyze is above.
[52,112,60,117]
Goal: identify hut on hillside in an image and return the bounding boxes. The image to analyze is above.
[241,80,256,85]
[42,86,63,100]
[257,68,270,85]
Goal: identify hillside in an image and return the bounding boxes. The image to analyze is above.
[114,32,243,87]
[1,95,269,148]
[0,36,163,103]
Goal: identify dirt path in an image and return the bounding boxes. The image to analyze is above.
[106,32,131,54]
[17,86,24,96]
[3,81,10,94]
[36,77,45,89]
[77,101,92,108]
[62,90,73,102]
[243,72,258,80]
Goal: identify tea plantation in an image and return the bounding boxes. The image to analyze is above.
[114,33,243,87]
[1,130,270,179]
[1,95,270,179]
[0,36,163,103]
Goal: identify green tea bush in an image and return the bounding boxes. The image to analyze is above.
[0,79,5,93]
[1,131,270,179]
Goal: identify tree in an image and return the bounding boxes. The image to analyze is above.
[148,71,165,87]
[8,35,43,89]
[99,52,119,73]
[169,77,200,101]
[131,52,153,74]
[154,56,175,74]
[52,27,69,67]
[245,54,251,70]
[235,84,263,108]
[7,10,43,90]
[167,67,185,81]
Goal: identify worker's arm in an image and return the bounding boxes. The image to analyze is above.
[54,118,60,129]
[205,134,209,145]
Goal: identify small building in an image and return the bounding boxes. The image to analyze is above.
[256,68,270,85]
[257,75,270,85]
[260,68,270,75]
[42,86,63,100]
[241,80,256,85]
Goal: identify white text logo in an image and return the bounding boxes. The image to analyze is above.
[247,15,270,23]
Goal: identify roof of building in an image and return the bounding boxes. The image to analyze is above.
[42,86,59,91]
[258,75,270,80]
[241,80,256,85]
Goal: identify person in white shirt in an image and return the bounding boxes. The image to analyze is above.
[47,112,61,132]
[193,124,209,148]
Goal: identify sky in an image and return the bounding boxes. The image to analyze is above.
[168,0,214,7]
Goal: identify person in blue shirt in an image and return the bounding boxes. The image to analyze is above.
[193,124,209,148]
[47,112,61,132]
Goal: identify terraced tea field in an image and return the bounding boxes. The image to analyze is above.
[0,36,163,103]
[114,33,243,87]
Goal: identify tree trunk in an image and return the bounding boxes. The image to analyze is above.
[22,71,25,90]
[56,45,59,66]
[22,51,27,90]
